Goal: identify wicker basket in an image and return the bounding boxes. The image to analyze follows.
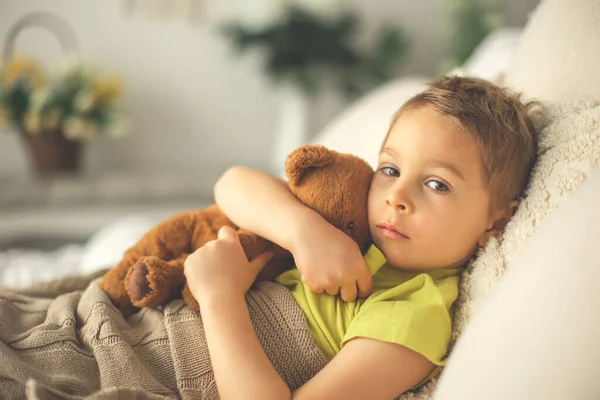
[3,11,82,177]
[22,130,82,176]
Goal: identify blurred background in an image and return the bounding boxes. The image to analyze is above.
[0,0,538,285]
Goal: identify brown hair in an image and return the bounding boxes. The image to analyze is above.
[383,75,539,210]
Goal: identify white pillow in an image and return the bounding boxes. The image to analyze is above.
[434,105,600,400]
[461,27,523,84]
[504,0,600,103]
[453,100,600,334]
[313,77,428,168]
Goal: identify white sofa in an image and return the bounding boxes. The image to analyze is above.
[314,0,600,398]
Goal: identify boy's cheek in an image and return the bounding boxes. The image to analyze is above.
[367,192,382,220]
[411,213,432,238]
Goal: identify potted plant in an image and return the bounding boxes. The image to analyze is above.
[0,56,128,176]
[0,11,128,177]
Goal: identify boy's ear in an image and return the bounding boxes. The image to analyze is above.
[478,200,519,247]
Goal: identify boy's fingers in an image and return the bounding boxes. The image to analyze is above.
[339,282,358,302]
[325,286,340,296]
[356,269,373,299]
[218,226,237,240]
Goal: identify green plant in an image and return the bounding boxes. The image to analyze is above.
[221,7,410,98]
[444,0,505,68]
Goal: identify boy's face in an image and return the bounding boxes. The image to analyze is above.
[368,106,499,271]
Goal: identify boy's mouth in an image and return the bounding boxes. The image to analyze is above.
[377,223,410,240]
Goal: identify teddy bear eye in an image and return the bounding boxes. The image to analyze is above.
[346,222,355,230]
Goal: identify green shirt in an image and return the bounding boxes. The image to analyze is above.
[275,245,460,366]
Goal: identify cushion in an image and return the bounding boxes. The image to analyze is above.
[460,27,523,84]
[312,77,427,168]
[504,0,600,103]
[434,103,600,399]
[454,100,600,329]
[436,100,600,395]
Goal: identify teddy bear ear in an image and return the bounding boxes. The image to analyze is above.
[285,145,336,185]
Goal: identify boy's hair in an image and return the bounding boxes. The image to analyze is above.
[384,75,539,210]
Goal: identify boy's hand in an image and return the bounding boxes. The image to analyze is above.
[292,214,372,302]
[184,226,273,304]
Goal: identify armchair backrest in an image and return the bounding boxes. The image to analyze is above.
[505,0,600,103]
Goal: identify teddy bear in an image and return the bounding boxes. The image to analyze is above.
[99,145,374,317]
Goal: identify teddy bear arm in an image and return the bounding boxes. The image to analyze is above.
[236,230,294,282]
[126,253,189,309]
[128,211,200,261]
[256,255,295,282]
[99,253,139,316]
[189,205,237,250]
[236,228,272,260]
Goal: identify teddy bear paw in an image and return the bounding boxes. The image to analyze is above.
[127,261,153,306]
[126,257,184,308]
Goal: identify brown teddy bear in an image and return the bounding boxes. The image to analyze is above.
[99,145,374,317]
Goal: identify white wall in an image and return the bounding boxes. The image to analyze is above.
[0,0,538,194]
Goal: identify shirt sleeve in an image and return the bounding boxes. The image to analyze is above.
[341,273,457,366]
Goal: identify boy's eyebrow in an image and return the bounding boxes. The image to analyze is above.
[427,160,466,181]
[380,147,397,158]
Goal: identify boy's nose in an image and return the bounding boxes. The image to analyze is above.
[386,185,414,213]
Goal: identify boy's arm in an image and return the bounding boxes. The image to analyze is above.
[200,293,433,400]
[214,166,372,300]
[294,337,434,399]
[214,166,316,252]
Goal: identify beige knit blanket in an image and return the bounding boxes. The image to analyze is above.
[0,271,329,399]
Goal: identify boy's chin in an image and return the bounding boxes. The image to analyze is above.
[378,249,413,270]
[380,249,452,271]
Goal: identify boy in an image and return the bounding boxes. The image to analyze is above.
[183,76,539,399]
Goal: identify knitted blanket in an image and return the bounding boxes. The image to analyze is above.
[0,272,329,399]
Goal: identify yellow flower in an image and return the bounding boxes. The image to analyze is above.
[3,56,28,85]
[24,111,41,133]
[2,56,46,89]
[28,64,46,90]
[92,76,122,103]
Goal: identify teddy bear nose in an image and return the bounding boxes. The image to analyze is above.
[346,222,355,230]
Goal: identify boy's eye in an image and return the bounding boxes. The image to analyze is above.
[380,167,400,177]
[426,180,449,192]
